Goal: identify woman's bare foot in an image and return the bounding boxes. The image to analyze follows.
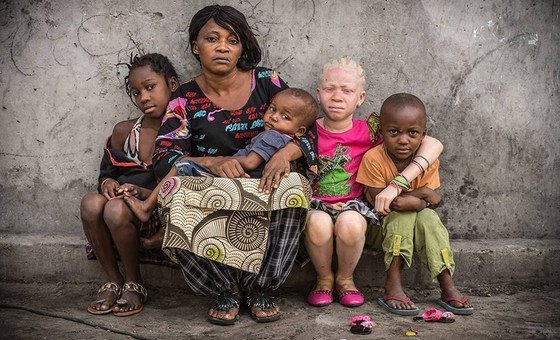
[247,291,281,322]
[438,269,473,308]
[112,282,147,316]
[141,228,165,249]
[207,289,241,325]
[250,304,280,319]
[208,305,240,322]
[123,194,153,222]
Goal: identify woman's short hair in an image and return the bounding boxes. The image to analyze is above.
[188,5,261,71]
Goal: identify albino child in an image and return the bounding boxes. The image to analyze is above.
[305,57,443,308]
[80,53,178,317]
[357,93,474,315]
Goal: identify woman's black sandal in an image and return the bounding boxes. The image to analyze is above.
[207,290,241,326]
[246,291,282,323]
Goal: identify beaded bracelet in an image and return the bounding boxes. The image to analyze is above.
[391,174,411,191]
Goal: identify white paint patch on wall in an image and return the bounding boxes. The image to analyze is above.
[528,33,539,45]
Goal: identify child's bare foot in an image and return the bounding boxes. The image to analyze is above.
[383,278,417,310]
[112,282,147,317]
[438,269,473,308]
[383,256,417,311]
[123,194,152,222]
[141,228,165,249]
[87,281,122,315]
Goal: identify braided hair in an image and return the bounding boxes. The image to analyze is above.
[120,53,179,104]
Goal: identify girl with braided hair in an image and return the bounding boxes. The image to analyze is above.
[80,53,178,317]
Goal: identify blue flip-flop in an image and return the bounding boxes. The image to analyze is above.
[437,296,475,315]
[377,296,420,316]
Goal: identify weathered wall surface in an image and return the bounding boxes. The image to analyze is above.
[1,0,558,239]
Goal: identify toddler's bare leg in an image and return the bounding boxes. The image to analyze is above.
[141,228,165,249]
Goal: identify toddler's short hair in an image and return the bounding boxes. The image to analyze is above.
[278,88,319,128]
[320,56,366,89]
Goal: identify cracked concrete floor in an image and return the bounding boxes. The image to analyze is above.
[1,282,559,339]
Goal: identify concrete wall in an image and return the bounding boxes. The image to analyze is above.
[1,0,558,239]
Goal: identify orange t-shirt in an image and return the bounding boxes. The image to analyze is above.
[356,145,440,190]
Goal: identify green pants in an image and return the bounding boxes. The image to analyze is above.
[366,209,455,282]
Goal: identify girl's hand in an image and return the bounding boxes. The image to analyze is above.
[115,183,141,198]
[375,185,400,215]
[331,202,345,210]
[101,179,119,200]
[259,147,291,193]
[207,157,249,178]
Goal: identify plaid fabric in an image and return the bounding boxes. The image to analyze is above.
[310,198,380,225]
[85,208,178,268]
[174,207,307,297]
[296,198,380,266]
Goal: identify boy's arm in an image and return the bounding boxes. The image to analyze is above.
[364,186,441,213]
[401,186,442,208]
[391,187,441,212]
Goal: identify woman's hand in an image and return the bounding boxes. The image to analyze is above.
[259,147,291,193]
[375,185,400,215]
[207,157,249,178]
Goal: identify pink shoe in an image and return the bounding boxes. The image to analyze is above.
[307,289,334,307]
[338,289,365,307]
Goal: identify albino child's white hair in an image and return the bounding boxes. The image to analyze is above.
[320,56,366,89]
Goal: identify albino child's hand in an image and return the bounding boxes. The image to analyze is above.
[375,185,400,215]
[331,202,345,210]
[101,179,119,200]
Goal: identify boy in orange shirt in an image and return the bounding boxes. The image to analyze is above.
[357,93,474,316]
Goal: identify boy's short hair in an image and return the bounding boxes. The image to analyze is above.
[278,88,319,128]
[320,56,366,89]
[380,93,427,126]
